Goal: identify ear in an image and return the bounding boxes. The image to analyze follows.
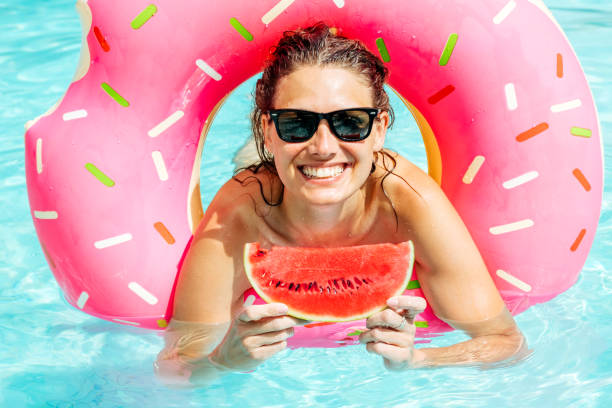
[261,113,273,153]
[372,110,389,151]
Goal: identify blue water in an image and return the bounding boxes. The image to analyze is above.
[1,1,610,406]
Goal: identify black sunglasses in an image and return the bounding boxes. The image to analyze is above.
[268,108,380,143]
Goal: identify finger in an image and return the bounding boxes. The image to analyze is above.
[240,315,300,337]
[365,341,410,364]
[387,296,427,322]
[243,328,294,349]
[359,327,413,347]
[366,308,406,330]
[238,303,288,323]
[249,341,288,361]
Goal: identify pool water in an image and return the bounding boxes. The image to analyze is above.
[1,1,611,406]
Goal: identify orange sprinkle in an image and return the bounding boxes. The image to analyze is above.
[556,53,563,78]
[304,322,335,328]
[94,26,110,52]
[154,222,176,244]
[428,85,455,104]
[516,122,549,142]
[572,169,591,191]
[570,229,587,252]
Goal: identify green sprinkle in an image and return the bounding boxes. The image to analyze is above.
[407,280,421,290]
[101,83,129,107]
[230,17,253,41]
[376,37,390,62]
[131,4,157,29]
[347,330,363,336]
[85,163,115,187]
[439,33,458,66]
[570,127,592,138]
[415,321,429,328]
[157,319,168,328]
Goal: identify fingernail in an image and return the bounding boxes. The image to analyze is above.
[387,297,399,307]
[278,304,289,314]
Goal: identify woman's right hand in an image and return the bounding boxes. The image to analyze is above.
[208,303,299,372]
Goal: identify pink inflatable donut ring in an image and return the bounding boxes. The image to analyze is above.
[25,0,602,343]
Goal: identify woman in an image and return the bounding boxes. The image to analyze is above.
[155,23,526,386]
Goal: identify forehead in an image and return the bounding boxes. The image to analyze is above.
[272,66,374,111]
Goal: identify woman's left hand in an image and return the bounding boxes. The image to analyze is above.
[359,296,427,370]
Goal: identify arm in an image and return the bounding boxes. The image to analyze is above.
[155,179,299,387]
[362,160,528,368]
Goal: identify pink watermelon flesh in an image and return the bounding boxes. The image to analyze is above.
[244,241,414,322]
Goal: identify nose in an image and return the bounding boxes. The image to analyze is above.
[307,119,338,157]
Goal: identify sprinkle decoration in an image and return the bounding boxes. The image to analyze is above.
[571,229,587,252]
[93,26,110,51]
[131,4,158,30]
[85,163,115,187]
[428,85,455,104]
[516,122,549,142]
[375,37,390,62]
[230,17,254,41]
[439,33,458,66]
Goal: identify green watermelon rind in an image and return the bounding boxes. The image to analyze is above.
[243,241,415,322]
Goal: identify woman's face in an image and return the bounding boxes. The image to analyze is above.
[262,66,389,207]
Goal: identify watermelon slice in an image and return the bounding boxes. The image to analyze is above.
[243,241,414,322]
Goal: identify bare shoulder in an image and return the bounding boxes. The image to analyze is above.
[198,167,280,234]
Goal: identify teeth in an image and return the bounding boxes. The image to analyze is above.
[301,165,345,179]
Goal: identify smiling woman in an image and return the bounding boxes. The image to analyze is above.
[159,23,527,384]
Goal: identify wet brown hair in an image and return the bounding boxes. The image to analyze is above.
[235,22,414,223]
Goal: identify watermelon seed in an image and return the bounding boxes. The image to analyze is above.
[346,279,353,289]
[295,284,301,292]
[333,279,340,289]
[354,277,362,286]
[256,250,266,257]
[308,282,313,290]
[288,283,294,290]
[341,279,347,290]
[276,281,282,288]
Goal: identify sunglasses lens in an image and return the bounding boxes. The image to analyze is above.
[330,110,372,140]
[276,111,317,142]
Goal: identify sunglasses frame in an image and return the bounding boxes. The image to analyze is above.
[268,108,380,143]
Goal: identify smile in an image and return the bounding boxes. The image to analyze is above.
[299,164,347,179]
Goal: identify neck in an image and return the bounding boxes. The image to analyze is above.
[274,185,373,247]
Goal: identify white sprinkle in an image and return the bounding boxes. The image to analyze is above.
[112,319,141,326]
[493,0,517,24]
[152,151,168,181]
[244,294,256,307]
[62,109,88,121]
[148,110,184,138]
[34,210,58,219]
[490,219,534,235]
[504,83,518,111]
[77,292,89,309]
[262,0,295,24]
[128,282,158,305]
[503,171,539,189]
[94,233,133,249]
[196,59,222,81]
[462,155,485,184]
[496,270,532,292]
[550,99,582,113]
[333,0,345,7]
[36,138,43,174]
